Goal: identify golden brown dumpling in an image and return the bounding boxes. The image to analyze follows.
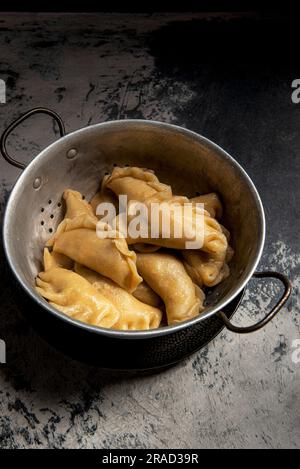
[64,189,97,220]
[75,263,162,330]
[90,177,119,218]
[182,250,230,288]
[132,282,162,308]
[36,249,120,328]
[191,193,223,220]
[103,166,172,203]
[48,214,142,292]
[50,251,74,270]
[104,168,227,254]
[126,197,228,254]
[47,189,97,249]
[181,221,234,287]
[136,252,205,325]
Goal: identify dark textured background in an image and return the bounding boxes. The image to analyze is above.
[0,12,299,448]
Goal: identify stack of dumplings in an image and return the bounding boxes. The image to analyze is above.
[36,167,233,331]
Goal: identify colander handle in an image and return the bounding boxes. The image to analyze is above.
[0,107,65,169]
[218,271,291,334]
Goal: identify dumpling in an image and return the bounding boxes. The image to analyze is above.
[75,263,162,330]
[75,263,163,330]
[182,250,230,288]
[136,252,205,325]
[126,197,228,254]
[190,193,223,219]
[103,166,172,203]
[48,214,142,292]
[49,251,74,270]
[47,189,97,249]
[181,222,234,287]
[132,281,162,307]
[36,249,120,328]
[104,167,227,254]
[64,189,97,220]
[90,176,119,218]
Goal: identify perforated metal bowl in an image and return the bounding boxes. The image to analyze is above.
[0,108,291,369]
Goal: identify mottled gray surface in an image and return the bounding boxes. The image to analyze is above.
[0,12,299,449]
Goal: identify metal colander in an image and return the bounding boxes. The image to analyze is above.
[0,108,291,369]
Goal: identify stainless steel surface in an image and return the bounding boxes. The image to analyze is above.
[2,117,266,338]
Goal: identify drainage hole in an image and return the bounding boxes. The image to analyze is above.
[41,221,44,226]
[41,207,44,213]
[50,214,54,219]
[48,199,52,204]
[49,228,53,233]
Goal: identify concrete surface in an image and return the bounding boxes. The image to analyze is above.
[0,12,299,449]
